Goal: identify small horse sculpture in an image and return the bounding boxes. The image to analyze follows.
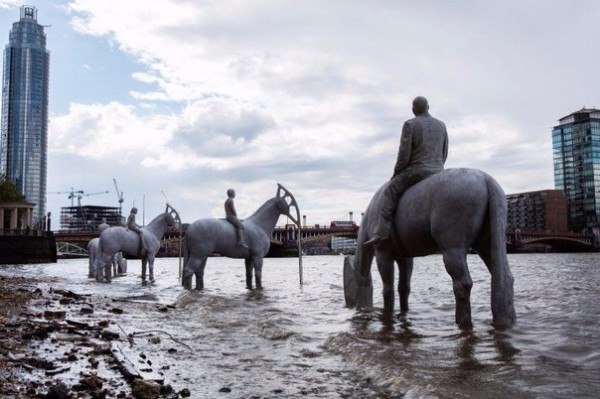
[87,238,126,279]
[97,204,181,283]
[347,168,516,329]
[182,184,301,290]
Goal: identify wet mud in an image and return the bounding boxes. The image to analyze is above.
[0,275,186,398]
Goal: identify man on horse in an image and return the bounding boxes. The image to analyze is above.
[126,207,147,256]
[364,96,449,246]
[225,189,248,248]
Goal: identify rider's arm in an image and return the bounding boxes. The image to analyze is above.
[393,121,412,176]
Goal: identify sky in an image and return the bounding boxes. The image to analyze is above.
[0,0,599,228]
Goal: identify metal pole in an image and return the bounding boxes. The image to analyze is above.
[178,232,183,281]
[298,224,303,285]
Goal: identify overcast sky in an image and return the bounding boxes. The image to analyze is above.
[1,0,598,227]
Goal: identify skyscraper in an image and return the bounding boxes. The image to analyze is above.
[552,108,600,231]
[0,6,50,222]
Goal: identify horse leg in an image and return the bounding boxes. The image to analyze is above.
[442,249,473,329]
[375,250,395,318]
[476,245,516,328]
[397,257,414,314]
[141,259,147,283]
[253,257,263,290]
[245,258,253,289]
[112,254,118,275]
[104,259,112,283]
[95,260,103,282]
[182,256,201,290]
[88,251,95,278]
[195,258,207,291]
[148,256,155,282]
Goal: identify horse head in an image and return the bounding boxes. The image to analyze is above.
[276,183,301,227]
[165,203,182,230]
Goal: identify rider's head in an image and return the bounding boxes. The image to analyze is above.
[131,207,138,214]
[227,189,235,198]
[412,96,429,116]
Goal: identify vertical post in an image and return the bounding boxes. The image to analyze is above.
[178,227,183,281]
[10,207,18,229]
[297,224,303,285]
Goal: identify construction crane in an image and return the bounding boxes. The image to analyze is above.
[48,189,108,207]
[48,188,84,206]
[80,191,110,207]
[113,178,124,217]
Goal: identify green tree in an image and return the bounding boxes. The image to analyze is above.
[0,175,26,202]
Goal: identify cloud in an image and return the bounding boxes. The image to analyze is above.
[0,1,20,9]
[50,101,174,161]
[43,0,600,226]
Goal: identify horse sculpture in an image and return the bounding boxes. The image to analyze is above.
[182,184,301,290]
[346,168,516,329]
[97,204,181,283]
[88,238,126,279]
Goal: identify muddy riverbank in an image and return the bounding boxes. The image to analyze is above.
[0,274,188,398]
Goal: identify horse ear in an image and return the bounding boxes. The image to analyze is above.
[276,183,283,198]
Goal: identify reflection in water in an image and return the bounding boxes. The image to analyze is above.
[1,253,598,398]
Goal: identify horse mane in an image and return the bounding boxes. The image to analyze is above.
[146,211,167,230]
[247,197,278,220]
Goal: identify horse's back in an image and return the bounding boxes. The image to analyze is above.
[396,168,490,255]
[186,218,268,258]
[186,218,235,252]
[99,226,134,254]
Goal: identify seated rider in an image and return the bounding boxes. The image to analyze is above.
[225,189,248,248]
[126,207,147,256]
[364,96,449,246]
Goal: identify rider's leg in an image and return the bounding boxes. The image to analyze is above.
[236,227,248,248]
[364,174,407,246]
[364,170,433,247]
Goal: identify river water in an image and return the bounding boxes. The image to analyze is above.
[1,253,599,398]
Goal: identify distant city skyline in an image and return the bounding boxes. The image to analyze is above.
[0,1,598,227]
[0,5,49,221]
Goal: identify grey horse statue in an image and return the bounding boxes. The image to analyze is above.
[97,204,181,283]
[346,168,516,329]
[88,238,126,278]
[182,184,301,290]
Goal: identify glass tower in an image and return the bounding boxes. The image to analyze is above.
[552,108,600,231]
[0,6,50,222]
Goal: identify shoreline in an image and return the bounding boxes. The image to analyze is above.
[0,274,188,398]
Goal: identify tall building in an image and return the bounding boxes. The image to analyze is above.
[0,6,50,222]
[506,189,568,232]
[552,108,600,231]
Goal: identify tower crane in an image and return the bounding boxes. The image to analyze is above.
[113,178,124,217]
[47,188,84,206]
[80,191,110,207]
[48,189,108,207]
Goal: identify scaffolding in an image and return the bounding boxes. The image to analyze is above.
[59,205,123,232]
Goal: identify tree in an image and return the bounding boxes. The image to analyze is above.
[0,176,26,202]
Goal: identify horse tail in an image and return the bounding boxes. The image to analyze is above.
[485,173,516,326]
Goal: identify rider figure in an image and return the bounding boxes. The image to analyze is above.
[126,207,147,256]
[364,96,449,246]
[225,189,248,248]
[98,217,110,233]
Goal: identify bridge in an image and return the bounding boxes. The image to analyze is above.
[506,229,599,252]
[53,224,599,257]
